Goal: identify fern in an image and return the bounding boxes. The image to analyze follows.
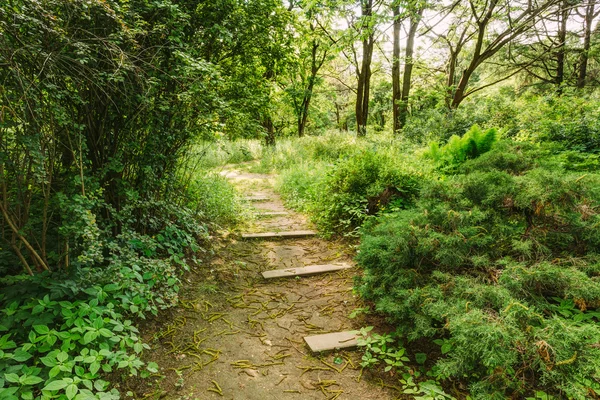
[426,125,499,169]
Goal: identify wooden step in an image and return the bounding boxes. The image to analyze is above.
[262,263,352,279]
[244,195,270,202]
[304,331,359,353]
[256,211,289,217]
[241,230,316,239]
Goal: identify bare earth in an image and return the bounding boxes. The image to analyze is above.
[132,165,395,400]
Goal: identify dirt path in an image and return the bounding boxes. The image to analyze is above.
[137,166,394,400]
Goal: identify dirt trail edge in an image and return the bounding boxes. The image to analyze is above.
[139,165,395,400]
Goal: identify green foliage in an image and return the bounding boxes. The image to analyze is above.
[517,93,600,153]
[266,133,426,236]
[313,148,422,235]
[356,141,600,397]
[185,173,245,227]
[425,125,498,169]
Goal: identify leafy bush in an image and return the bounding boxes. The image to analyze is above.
[356,141,600,398]
[518,94,600,153]
[313,149,423,235]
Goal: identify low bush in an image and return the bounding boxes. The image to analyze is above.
[312,148,423,235]
[356,141,600,398]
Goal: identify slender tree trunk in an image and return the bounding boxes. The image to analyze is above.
[392,5,402,133]
[356,0,374,137]
[263,67,276,146]
[398,8,423,129]
[577,2,596,88]
[298,39,321,137]
[556,0,569,90]
[445,49,458,108]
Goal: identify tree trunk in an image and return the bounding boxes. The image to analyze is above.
[398,8,423,129]
[556,0,569,90]
[577,1,596,88]
[298,39,321,137]
[392,5,402,133]
[264,116,276,146]
[445,49,458,107]
[356,0,374,137]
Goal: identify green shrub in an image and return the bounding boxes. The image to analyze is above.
[356,142,600,397]
[311,148,423,236]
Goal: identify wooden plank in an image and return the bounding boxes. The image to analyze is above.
[244,196,270,202]
[256,211,289,217]
[241,230,316,239]
[262,263,352,279]
[304,331,359,352]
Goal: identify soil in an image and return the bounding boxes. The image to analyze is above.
[125,164,398,400]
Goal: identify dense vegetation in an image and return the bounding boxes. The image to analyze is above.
[2,0,600,399]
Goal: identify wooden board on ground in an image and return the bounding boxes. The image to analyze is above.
[304,331,359,352]
[262,263,352,279]
[241,230,316,239]
[244,196,270,202]
[256,211,289,217]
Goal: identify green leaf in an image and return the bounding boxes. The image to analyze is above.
[89,362,100,375]
[33,325,50,335]
[21,390,33,400]
[49,366,62,379]
[57,351,68,363]
[66,383,78,400]
[133,343,143,353]
[4,374,19,383]
[94,379,108,391]
[98,328,113,338]
[21,375,43,385]
[103,284,120,292]
[146,362,158,373]
[13,349,32,362]
[441,343,452,354]
[83,331,97,344]
[43,379,69,391]
[415,353,427,365]
[41,356,57,367]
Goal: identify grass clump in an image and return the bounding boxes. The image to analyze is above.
[356,141,600,398]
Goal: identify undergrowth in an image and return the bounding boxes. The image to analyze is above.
[0,173,241,399]
[357,140,600,398]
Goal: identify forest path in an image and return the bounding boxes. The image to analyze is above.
[138,163,394,400]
